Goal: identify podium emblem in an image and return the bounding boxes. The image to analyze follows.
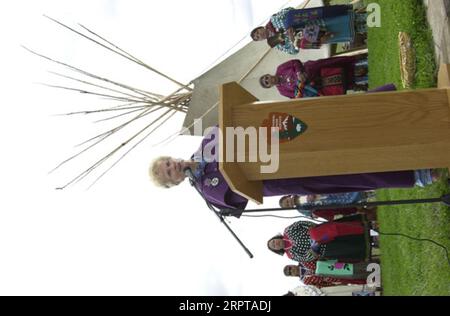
[261,112,308,144]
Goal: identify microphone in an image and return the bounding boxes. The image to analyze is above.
[184,167,195,185]
[184,167,193,177]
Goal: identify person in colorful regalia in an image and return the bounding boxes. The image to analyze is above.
[267,215,373,263]
[283,261,370,287]
[259,57,369,99]
[279,192,377,221]
[251,5,365,53]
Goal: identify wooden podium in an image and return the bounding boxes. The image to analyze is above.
[219,65,450,205]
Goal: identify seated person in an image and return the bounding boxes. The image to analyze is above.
[267,215,373,263]
[259,57,369,99]
[284,261,369,287]
[279,192,377,221]
[251,5,356,53]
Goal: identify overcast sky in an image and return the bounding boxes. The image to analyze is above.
[0,0,322,295]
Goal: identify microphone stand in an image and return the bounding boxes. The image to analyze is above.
[220,194,450,218]
[184,168,254,258]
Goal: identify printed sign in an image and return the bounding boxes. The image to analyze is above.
[315,260,354,277]
[261,112,308,144]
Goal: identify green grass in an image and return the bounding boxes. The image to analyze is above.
[366,0,437,89]
[328,0,437,89]
[377,176,450,296]
[328,0,449,295]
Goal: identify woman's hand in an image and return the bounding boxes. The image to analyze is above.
[286,27,296,42]
[310,241,321,258]
[320,32,335,43]
[308,248,320,259]
[297,72,307,83]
